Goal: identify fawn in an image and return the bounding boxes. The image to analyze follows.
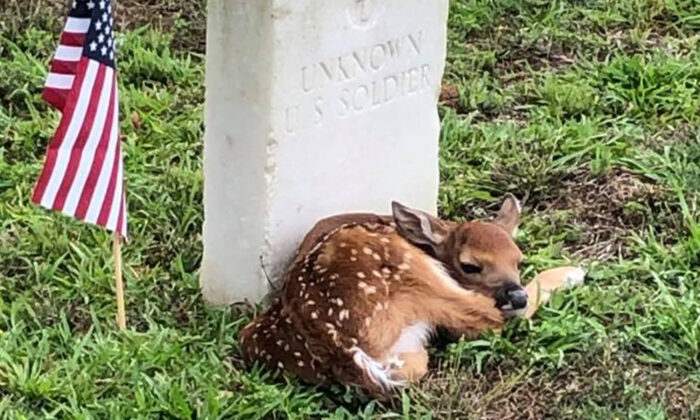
[239,195,584,396]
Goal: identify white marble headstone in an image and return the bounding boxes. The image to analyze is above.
[201,0,450,304]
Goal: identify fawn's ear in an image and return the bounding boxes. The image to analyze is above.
[494,194,521,237]
[392,201,449,252]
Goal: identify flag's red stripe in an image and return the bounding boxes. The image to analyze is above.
[50,59,79,75]
[52,65,107,212]
[42,87,69,110]
[96,140,122,226]
[33,57,91,204]
[59,32,85,47]
[75,74,116,221]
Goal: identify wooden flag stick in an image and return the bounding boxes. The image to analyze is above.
[113,231,126,330]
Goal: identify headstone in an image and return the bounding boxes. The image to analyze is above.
[202,0,450,304]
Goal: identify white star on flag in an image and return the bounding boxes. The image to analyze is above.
[101,46,107,55]
[96,21,102,30]
[102,12,108,22]
[99,0,105,9]
[87,1,95,9]
[98,33,105,43]
[89,41,97,51]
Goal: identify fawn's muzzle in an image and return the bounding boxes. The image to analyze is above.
[496,283,528,317]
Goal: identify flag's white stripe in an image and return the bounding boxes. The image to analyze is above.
[65,17,91,33]
[45,73,75,89]
[85,86,120,224]
[55,45,83,61]
[105,150,124,231]
[63,68,114,216]
[40,60,99,208]
[120,194,127,237]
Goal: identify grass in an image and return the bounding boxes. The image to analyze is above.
[1,0,699,418]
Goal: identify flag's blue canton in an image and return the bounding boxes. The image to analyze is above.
[68,0,92,18]
[77,0,116,67]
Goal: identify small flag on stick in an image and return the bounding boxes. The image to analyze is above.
[33,0,128,330]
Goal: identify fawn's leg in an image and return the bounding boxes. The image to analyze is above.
[521,266,586,319]
[386,349,429,382]
[422,286,505,339]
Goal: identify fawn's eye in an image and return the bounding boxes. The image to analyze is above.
[461,263,482,274]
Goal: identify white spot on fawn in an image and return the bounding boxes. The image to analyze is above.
[360,282,377,294]
[357,272,366,279]
[363,247,373,255]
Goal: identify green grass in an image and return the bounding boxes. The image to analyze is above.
[1,0,700,418]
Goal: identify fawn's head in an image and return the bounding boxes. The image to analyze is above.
[392,194,527,317]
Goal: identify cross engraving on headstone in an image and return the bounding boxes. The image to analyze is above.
[356,0,371,24]
[348,0,380,28]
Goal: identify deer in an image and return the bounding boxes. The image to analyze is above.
[238,195,585,396]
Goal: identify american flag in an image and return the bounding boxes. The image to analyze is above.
[33,0,127,237]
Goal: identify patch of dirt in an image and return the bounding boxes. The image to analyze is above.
[643,122,700,150]
[0,0,206,53]
[408,354,700,420]
[439,84,460,108]
[532,168,678,260]
[494,40,579,76]
[115,0,206,52]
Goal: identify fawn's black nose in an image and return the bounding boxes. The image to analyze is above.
[507,288,528,310]
[496,283,528,312]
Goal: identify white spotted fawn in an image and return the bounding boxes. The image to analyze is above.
[239,195,585,396]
